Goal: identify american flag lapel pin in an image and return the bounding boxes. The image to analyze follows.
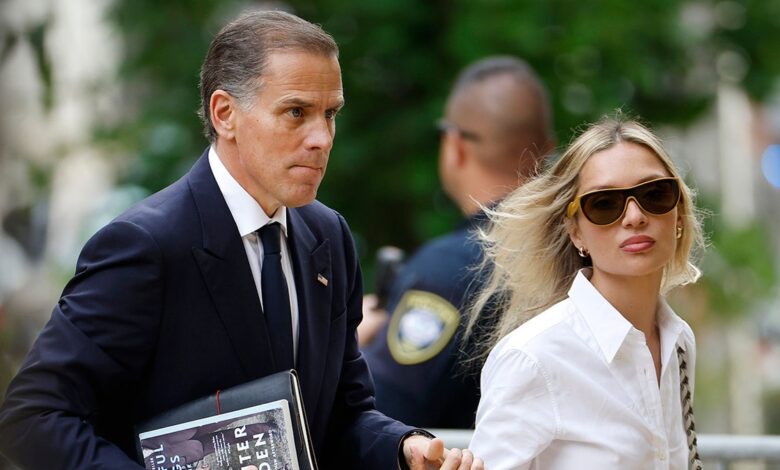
[317,273,329,286]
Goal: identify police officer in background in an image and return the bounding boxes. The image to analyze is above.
[359,56,556,428]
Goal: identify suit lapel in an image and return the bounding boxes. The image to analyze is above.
[287,208,332,419]
[187,152,277,381]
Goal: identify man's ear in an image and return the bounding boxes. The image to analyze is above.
[439,132,464,173]
[210,90,237,140]
[452,134,469,168]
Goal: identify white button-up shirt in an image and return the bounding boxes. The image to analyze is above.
[470,269,696,470]
[208,146,300,360]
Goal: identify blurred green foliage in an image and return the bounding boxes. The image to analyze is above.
[698,198,779,319]
[765,388,780,434]
[104,0,780,285]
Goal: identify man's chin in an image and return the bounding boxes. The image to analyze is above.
[284,191,319,208]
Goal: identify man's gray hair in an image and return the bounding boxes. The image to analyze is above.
[199,10,339,142]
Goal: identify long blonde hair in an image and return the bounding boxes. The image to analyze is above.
[464,116,705,363]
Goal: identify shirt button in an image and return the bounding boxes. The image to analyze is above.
[658,450,666,460]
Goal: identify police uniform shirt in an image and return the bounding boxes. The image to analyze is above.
[363,211,489,428]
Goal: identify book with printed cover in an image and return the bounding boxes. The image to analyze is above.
[139,400,296,470]
[136,370,317,470]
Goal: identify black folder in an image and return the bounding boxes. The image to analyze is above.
[136,369,317,470]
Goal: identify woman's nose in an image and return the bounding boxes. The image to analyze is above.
[621,197,648,227]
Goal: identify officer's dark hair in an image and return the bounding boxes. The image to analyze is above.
[447,56,554,148]
[199,10,339,142]
[451,56,534,92]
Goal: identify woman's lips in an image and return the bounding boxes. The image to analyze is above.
[620,235,656,253]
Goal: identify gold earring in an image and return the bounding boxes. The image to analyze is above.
[676,225,683,239]
[578,246,589,258]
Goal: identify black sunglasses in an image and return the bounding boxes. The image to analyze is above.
[566,177,681,226]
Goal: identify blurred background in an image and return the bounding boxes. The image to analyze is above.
[0,0,779,466]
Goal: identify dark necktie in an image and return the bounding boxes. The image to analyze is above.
[258,222,294,371]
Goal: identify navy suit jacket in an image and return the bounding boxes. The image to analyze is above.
[0,151,413,469]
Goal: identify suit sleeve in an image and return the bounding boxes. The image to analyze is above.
[0,220,164,469]
[319,213,415,470]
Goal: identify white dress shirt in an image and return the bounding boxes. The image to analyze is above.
[470,269,696,470]
[208,146,300,360]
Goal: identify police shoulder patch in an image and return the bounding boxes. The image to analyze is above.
[386,290,460,365]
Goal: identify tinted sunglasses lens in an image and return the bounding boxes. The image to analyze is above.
[579,179,680,225]
[636,179,680,214]
[580,191,626,225]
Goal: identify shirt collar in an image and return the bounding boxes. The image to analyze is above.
[568,268,686,365]
[208,145,288,238]
[568,269,633,363]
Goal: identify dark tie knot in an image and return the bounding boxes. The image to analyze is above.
[259,222,282,255]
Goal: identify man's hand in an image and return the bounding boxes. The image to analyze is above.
[402,435,485,470]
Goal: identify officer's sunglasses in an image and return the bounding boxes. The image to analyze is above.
[566,177,681,226]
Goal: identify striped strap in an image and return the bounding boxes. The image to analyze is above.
[677,345,703,470]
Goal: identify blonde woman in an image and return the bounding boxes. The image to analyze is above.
[467,117,705,469]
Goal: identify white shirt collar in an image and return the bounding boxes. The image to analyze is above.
[568,269,633,363]
[208,145,288,237]
[568,268,685,366]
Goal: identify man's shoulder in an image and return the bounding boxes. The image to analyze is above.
[82,163,206,257]
[292,199,338,221]
[290,200,348,236]
[113,175,193,232]
[384,225,482,314]
[111,150,212,231]
[406,225,481,273]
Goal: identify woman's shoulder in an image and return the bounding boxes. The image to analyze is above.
[491,298,576,359]
[679,318,696,354]
[481,299,576,393]
[660,299,697,349]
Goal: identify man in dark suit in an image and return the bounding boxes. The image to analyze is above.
[0,10,482,470]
